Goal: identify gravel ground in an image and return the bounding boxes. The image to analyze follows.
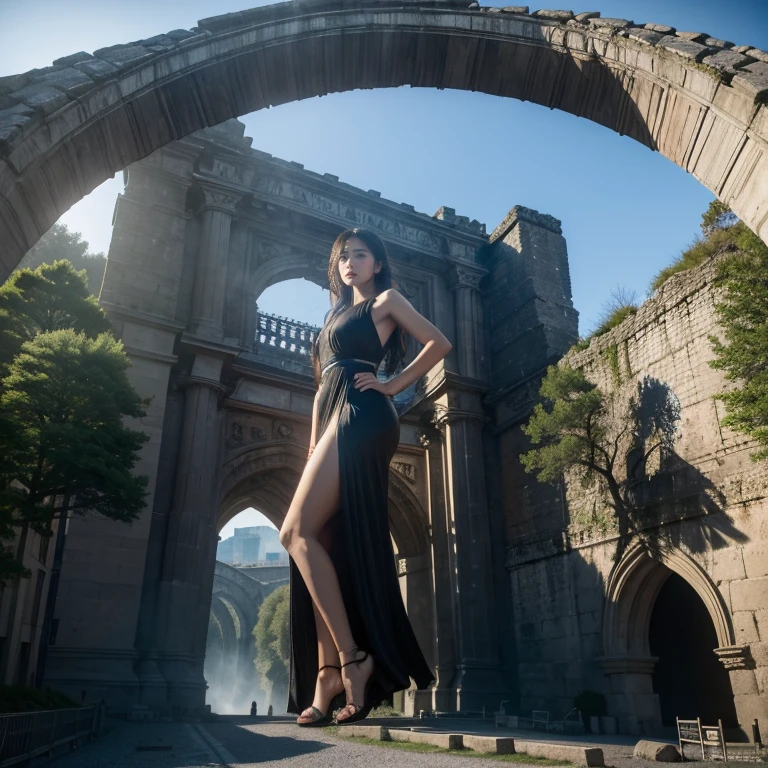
[44,714,760,768]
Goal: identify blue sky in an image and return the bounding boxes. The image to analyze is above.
[3,0,766,530]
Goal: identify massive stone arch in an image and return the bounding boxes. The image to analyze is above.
[2,0,768,277]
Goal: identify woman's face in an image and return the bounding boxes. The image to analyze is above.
[338,236,380,288]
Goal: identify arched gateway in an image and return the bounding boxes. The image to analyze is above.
[5,1,767,735]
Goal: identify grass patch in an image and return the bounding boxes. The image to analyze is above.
[336,733,571,764]
[0,685,78,714]
[650,224,744,291]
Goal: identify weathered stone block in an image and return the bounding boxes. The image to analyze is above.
[658,35,712,62]
[32,67,94,97]
[742,543,768,578]
[644,23,675,34]
[389,729,463,749]
[344,724,387,740]
[589,17,631,29]
[74,58,119,81]
[531,10,573,21]
[8,85,70,115]
[94,44,154,68]
[626,28,664,46]
[746,48,768,63]
[703,50,753,72]
[756,609,768,641]
[574,12,599,22]
[633,740,682,762]
[464,735,516,754]
[713,548,746,581]
[730,576,768,612]
[675,31,708,43]
[53,51,94,67]
[732,62,768,101]
[750,641,768,667]
[733,611,760,643]
[516,740,604,766]
[703,38,734,50]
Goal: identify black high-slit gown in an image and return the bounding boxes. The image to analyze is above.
[286,295,435,715]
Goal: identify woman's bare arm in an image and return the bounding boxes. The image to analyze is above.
[373,288,452,397]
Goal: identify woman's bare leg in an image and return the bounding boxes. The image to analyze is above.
[280,412,354,652]
[297,522,343,721]
[279,412,373,722]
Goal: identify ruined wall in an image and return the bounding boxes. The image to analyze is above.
[503,251,768,735]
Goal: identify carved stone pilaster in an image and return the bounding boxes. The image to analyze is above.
[448,263,487,381]
[190,183,242,341]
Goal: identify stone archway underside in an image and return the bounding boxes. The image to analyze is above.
[2,0,768,276]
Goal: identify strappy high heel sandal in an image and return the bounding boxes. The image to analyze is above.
[296,664,345,728]
[335,646,375,726]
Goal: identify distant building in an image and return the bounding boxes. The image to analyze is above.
[217,525,288,566]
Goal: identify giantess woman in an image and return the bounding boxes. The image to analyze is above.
[280,228,452,726]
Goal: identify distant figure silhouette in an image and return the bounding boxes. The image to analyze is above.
[250,701,257,716]
[267,704,273,716]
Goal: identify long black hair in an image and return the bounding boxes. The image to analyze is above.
[310,228,407,386]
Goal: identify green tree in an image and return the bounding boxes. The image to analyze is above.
[0,330,149,584]
[519,364,679,556]
[253,585,290,702]
[707,224,768,462]
[18,223,106,295]
[0,260,110,375]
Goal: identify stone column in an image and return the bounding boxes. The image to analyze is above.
[397,551,435,716]
[189,185,241,341]
[439,400,509,711]
[715,645,768,742]
[448,264,487,381]
[154,353,226,710]
[423,435,458,712]
[597,656,661,735]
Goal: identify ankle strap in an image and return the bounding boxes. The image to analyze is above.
[319,664,341,671]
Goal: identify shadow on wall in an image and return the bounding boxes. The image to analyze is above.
[622,375,749,557]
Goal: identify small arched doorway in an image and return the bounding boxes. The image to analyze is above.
[649,572,738,728]
[600,543,738,736]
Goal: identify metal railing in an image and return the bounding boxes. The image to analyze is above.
[0,706,100,767]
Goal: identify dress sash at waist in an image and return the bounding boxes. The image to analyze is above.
[321,357,378,378]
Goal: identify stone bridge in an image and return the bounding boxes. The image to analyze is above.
[207,562,288,710]
[1,0,768,276]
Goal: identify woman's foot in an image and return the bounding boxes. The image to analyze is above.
[296,664,344,726]
[336,646,374,724]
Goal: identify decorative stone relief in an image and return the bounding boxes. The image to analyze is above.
[392,461,417,485]
[252,176,443,252]
[449,264,485,291]
[714,644,755,670]
[274,421,294,439]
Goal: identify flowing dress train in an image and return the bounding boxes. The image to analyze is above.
[286,296,434,714]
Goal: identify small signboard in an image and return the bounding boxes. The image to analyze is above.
[677,717,729,762]
[701,720,728,763]
[677,717,704,761]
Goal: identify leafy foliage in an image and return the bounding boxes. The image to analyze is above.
[0,684,78,714]
[0,260,110,374]
[707,225,768,461]
[520,364,680,554]
[253,585,290,699]
[0,331,149,564]
[18,223,106,295]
